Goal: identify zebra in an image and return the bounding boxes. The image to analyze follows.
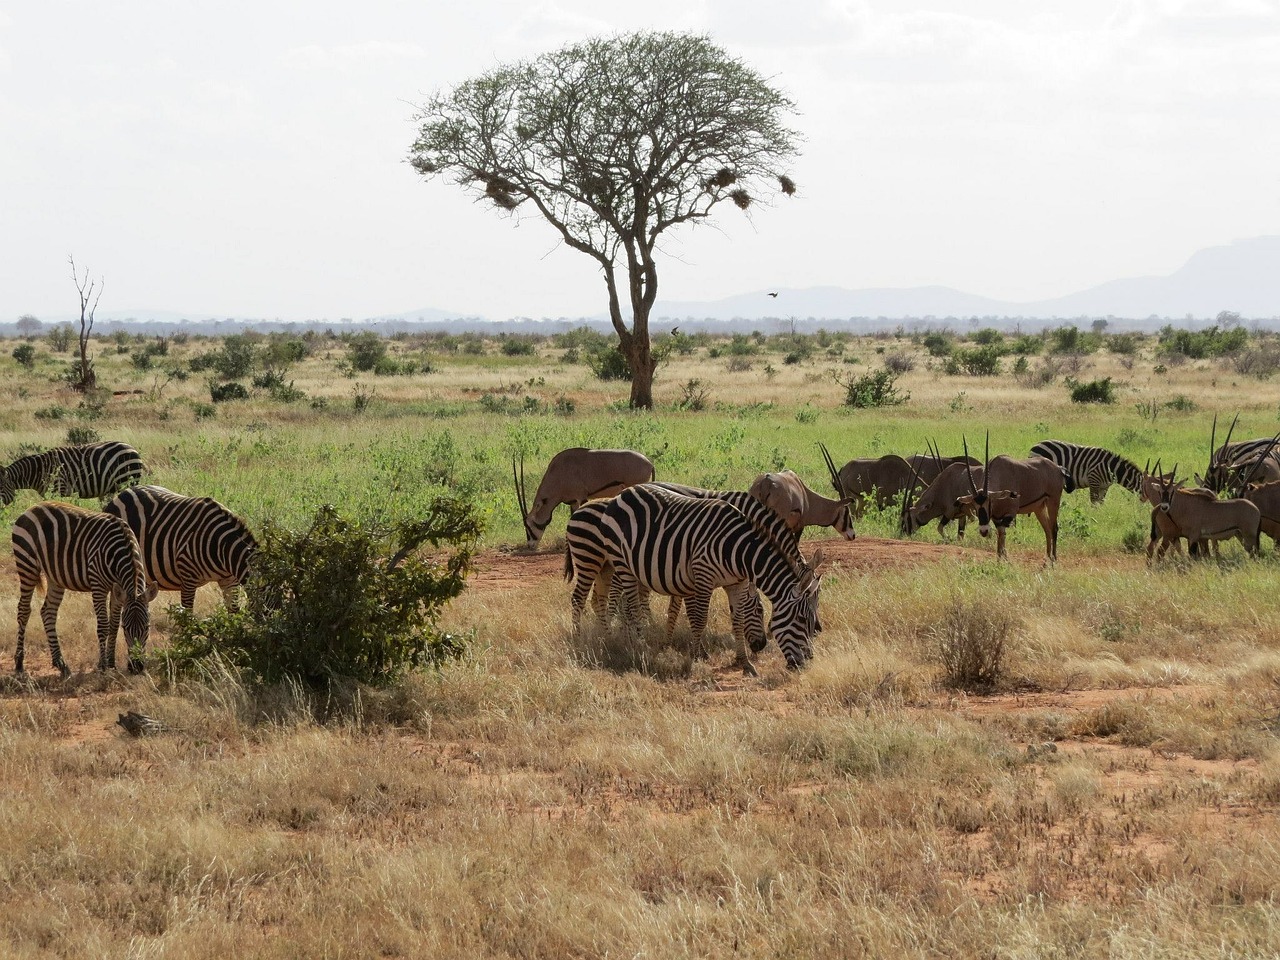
[103,485,257,611]
[0,440,146,506]
[1030,440,1136,504]
[12,502,154,677]
[567,484,824,670]
[564,498,769,662]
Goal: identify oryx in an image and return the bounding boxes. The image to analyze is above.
[901,441,984,539]
[513,448,655,547]
[820,442,975,521]
[1198,414,1280,494]
[1142,460,1261,560]
[749,465,856,539]
[954,434,1066,563]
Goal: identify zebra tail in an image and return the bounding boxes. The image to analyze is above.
[564,545,574,582]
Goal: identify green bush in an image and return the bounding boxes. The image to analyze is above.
[500,336,537,356]
[164,502,482,688]
[587,346,632,382]
[1158,324,1248,359]
[1010,334,1044,355]
[209,381,249,402]
[11,344,36,370]
[969,328,1004,346]
[347,332,388,372]
[943,346,1002,377]
[1067,376,1116,404]
[842,369,909,408]
[922,332,953,357]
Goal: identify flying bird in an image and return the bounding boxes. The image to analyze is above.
[767,292,779,298]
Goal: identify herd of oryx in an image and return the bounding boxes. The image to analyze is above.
[514,415,1280,672]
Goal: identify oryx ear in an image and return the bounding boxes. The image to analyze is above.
[956,495,975,506]
[837,497,854,508]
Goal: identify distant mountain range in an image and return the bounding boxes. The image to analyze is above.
[649,236,1280,322]
[14,236,1279,333]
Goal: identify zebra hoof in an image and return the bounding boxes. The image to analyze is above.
[126,658,146,675]
[740,660,759,678]
[56,663,71,679]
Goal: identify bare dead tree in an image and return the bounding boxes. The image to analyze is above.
[69,255,102,391]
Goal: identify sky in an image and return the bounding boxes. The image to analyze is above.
[1,0,1278,322]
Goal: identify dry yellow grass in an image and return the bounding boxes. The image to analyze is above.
[1,330,1280,956]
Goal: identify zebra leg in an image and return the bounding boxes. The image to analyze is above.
[664,596,682,643]
[95,590,114,671]
[683,593,712,660]
[39,585,71,678]
[218,581,241,613]
[610,569,646,636]
[15,581,35,675]
[724,582,759,677]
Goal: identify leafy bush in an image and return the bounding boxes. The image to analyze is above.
[65,426,100,445]
[842,369,909,408]
[46,325,73,353]
[882,351,915,374]
[500,336,537,356]
[1158,324,1248,359]
[943,346,1002,377]
[678,379,709,411]
[1010,334,1044,355]
[1067,376,1116,404]
[347,332,388,372]
[214,335,258,379]
[586,346,632,382]
[209,381,249,402]
[922,332,953,357]
[969,328,1004,346]
[11,344,36,370]
[1108,334,1139,355]
[164,502,482,688]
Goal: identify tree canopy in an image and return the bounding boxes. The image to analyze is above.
[408,31,800,408]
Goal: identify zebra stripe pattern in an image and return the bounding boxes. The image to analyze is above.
[12,502,152,677]
[103,485,257,610]
[565,498,768,658]
[1031,440,1141,503]
[0,440,146,505]
[569,484,821,668]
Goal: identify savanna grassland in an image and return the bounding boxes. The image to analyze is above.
[3,322,1280,958]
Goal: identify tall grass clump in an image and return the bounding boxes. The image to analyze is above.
[931,596,1018,692]
[165,500,482,689]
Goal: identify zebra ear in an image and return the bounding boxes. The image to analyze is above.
[145,579,159,601]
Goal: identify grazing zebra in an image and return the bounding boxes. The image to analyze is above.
[0,440,146,506]
[564,498,769,662]
[567,484,824,670]
[12,502,154,677]
[103,485,257,610]
[1030,440,1135,504]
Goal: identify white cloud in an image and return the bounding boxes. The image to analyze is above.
[283,40,428,71]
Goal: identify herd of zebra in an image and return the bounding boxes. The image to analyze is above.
[2,440,255,677]
[4,418,1277,678]
[517,420,1280,671]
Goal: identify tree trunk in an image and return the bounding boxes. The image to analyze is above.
[626,336,656,409]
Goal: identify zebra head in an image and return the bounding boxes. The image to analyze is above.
[769,547,825,669]
[120,585,154,674]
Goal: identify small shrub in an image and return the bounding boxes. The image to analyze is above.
[1010,334,1044,355]
[65,426,101,446]
[587,347,632,382]
[46,325,73,353]
[1121,527,1147,554]
[726,356,753,373]
[351,383,376,414]
[214,335,258,379]
[932,599,1017,692]
[943,346,1002,377]
[12,344,36,370]
[841,369,909,408]
[882,351,915,374]
[164,502,482,688]
[1108,334,1139,355]
[1166,394,1196,412]
[193,402,217,420]
[922,332,953,357]
[1067,376,1116,404]
[969,328,1004,346]
[500,336,537,357]
[347,332,387,372]
[678,379,709,412]
[209,381,249,403]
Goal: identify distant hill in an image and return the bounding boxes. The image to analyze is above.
[651,236,1280,323]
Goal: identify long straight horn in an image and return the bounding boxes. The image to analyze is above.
[962,435,979,496]
[513,454,530,525]
[1220,413,1240,464]
[818,442,842,496]
[1240,431,1280,493]
[983,430,991,496]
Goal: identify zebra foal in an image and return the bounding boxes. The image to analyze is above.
[103,486,257,611]
[12,502,154,677]
[0,440,145,506]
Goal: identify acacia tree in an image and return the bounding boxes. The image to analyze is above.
[408,32,799,409]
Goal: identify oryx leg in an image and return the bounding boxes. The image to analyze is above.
[1034,500,1059,564]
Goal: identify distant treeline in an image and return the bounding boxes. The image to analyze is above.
[2,310,1276,339]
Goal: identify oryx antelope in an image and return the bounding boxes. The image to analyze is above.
[820,442,976,519]
[12,502,156,677]
[1198,414,1280,494]
[1,440,146,506]
[1141,463,1261,560]
[1030,440,1138,504]
[103,485,258,611]
[749,468,856,539]
[567,484,825,670]
[1242,481,1280,551]
[513,448,655,547]
[954,436,1067,562]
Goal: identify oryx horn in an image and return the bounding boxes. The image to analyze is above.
[512,454,530,524]
[1238,431,1280,495]
[983,430,991,497]
[962,435,979,497]
[818,442,842,497]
